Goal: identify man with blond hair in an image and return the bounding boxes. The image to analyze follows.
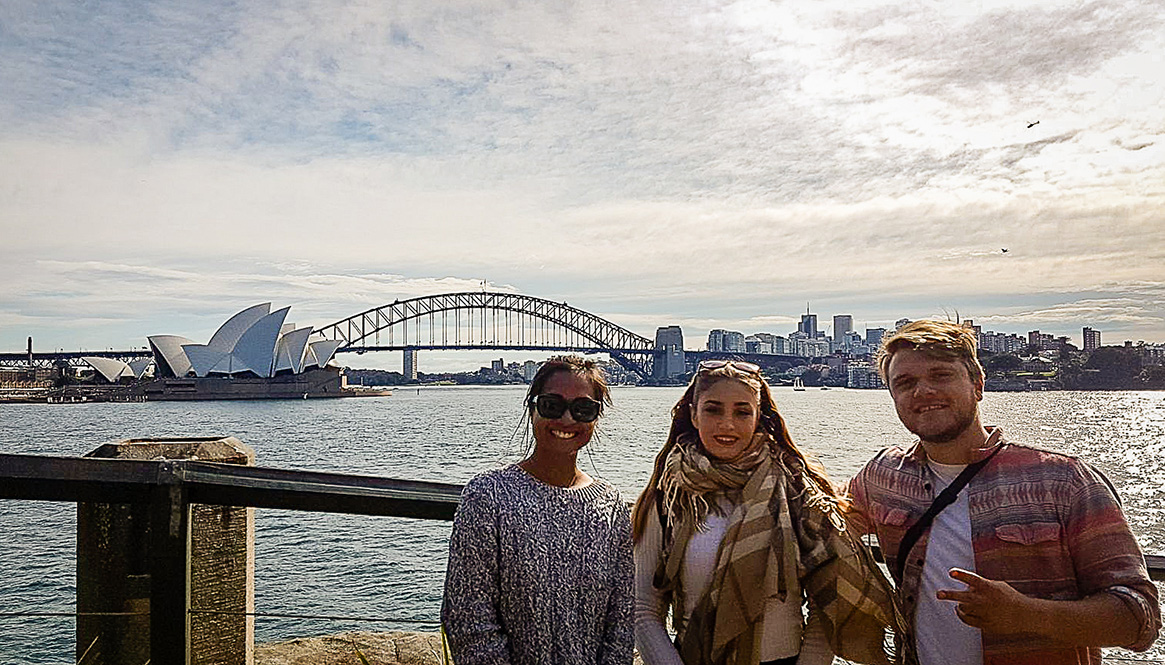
[848,319,1159,664]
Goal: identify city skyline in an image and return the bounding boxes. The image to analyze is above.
[3,1,1163,373]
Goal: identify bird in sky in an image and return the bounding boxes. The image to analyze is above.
[1027,121,1040,129]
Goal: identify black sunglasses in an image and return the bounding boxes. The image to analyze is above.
[698,359,761,374]
[532,393,602,423]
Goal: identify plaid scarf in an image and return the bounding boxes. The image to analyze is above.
[655,432,905,665]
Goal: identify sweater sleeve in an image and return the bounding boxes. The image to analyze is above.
[601,499,636,665]
[634,503,684,665]
[441,477,513,665]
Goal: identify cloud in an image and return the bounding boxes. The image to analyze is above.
[2,0,1164,358]
[976,298,1165,328]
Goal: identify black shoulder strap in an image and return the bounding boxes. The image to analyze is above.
[892,443,1005,583]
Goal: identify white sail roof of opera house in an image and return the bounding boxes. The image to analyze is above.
[147,335,195,377]
[146,304,343,379]
[82,356,152,383]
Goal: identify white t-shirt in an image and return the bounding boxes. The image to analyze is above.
[914,459,983,665]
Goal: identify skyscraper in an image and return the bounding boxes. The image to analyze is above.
[1083,327,1101,352]
[799,307,818,338]
[403,348,418,380]
[833,315,853,340]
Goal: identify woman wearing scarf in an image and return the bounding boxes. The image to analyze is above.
[632,360,901,665]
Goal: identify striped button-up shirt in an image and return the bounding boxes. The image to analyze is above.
[847,427,1160,663]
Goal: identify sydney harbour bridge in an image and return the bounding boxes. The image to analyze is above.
[2,292,807,379]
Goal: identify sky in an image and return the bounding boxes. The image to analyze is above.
[2,0,1163,372]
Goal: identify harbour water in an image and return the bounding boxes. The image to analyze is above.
[2,386,1163,663]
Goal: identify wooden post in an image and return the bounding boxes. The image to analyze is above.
[77,437,255,665]
[150,476,192,665]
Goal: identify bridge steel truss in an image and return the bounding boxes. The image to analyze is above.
[315,292,658,377]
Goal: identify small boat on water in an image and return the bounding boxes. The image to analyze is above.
[793,377,806,391]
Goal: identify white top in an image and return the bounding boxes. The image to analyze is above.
[915,459,983,665]
[633,500,832,665]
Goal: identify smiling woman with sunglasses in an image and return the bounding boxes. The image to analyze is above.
[442,355,634,665]
[631,361,899,665]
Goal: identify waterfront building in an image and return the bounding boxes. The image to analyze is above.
[83,303,345,384]
[894,318,912,331]
[847,361,885,389]
[1083,327,1101,352]
[865,327,886,349]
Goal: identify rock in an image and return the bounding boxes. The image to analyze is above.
[255,631,446,665]
[256,631,645,665]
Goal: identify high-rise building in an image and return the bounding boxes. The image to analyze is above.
[799,313,818,338]
[403,348,418,380]
[1083,327,1101,352]
[755,333,788,354]
[833,315,853,340]
[1028,330,1056,351]
[723,331,746,352]
[707,329,726,352]
[865,327,886,349]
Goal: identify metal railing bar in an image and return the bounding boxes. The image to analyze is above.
[2,452,1162,577]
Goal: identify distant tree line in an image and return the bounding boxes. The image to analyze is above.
[981,346,1165,390]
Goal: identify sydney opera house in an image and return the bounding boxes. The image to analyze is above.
[83,304,369,400]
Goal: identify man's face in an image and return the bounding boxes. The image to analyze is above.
[886,348,982,445]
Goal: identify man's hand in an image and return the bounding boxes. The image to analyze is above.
[935,567,1142,647]
[936,568,1035,634]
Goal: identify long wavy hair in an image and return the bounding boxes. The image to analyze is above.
[631,363,844,541]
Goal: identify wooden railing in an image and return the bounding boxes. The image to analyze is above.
[1,452,1162,665]
[0,453,461,665]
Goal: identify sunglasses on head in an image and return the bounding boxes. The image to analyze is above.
[698,359,761,374]
[531,393,602,423]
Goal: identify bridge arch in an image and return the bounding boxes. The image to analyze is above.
[315,292,657,377]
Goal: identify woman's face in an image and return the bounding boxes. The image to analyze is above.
[531,370,597,457]
[691,378,760,461]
